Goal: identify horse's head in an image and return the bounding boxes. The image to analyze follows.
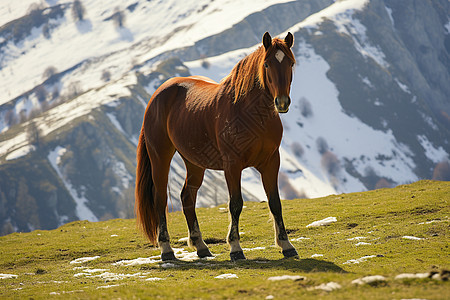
[261,32,295,113]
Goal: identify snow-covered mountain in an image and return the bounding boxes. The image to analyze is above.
[0,0,449,235]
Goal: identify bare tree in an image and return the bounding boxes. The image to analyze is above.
[112,7,125,28]
[321,151,340,177]
[316,137,329,155]
[35,85,47,102]
[101,70,111,82]
[72,0,86,22]
[28,120,42,148]
[42,66,57,81]
[291,142,304,158]
[432,160,450,181]
[299,97,313,118]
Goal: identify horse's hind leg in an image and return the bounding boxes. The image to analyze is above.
[181,159,213,258]
[147,137,176,261]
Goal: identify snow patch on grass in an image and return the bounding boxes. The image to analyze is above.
[97,284,120,289]
[310,281,342,292]
[402,236,424,241]
[70,256,100,264]
[306,217,337,227]
[113,247,216,267]
[215,273,238,279]
[343,255,377,264]
[347,236,367,241]
[292,237,311,241]
[242,246,265,251]
[268,275,306,281]
[355,242,371,246]
[352,275,386,285]
[0,274,18,279]
[395,273,430,280]
[311,254,324,258]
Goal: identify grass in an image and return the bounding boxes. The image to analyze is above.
[1,180,449,299]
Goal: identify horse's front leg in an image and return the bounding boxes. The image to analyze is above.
[224,166,246,261]
[258,151,298,258]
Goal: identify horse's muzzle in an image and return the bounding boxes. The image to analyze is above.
[275,96,290,113]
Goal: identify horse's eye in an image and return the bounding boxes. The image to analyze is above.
[291,62,295,67]
[264,62,269,68]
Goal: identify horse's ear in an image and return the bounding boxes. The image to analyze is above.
[285,32,294,48]
[263,32,272,51]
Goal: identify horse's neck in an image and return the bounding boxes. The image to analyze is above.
[233,87,277,122]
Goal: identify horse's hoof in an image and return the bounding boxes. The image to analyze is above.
[282,248,299,258]
[230,251,246,262]
[197,248,214,258]
[161,251,176,261]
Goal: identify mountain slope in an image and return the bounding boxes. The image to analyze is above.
[0,180,449,299]
[0,0,449,235]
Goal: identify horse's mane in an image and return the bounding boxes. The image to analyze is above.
[222,37,295,102]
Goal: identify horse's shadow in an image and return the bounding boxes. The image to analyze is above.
[152,257,346,273]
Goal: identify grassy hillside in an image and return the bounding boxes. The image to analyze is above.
[1,180,449,299]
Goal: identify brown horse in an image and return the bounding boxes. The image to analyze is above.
[136,32,298,261]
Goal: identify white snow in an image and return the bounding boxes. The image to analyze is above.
[0,1,40,27]
[311,282,342,292]
[1,0,445,219]
[146,277,164,282]
[445,19,450,34]
[48,146,98,222]
[215,273,238,279]
[242,246,266,251]
[395,78,410,94]
[5,145,35,160]
[97,284,120,289]
[0,0,290,106]
[417,135,448,164]
[288,0,388,67]
[355,242,371,246]
[284,40,417,188]
[402,236,424,241]
[292,237,310,241]
[311,254,324,258]
[395,273,430,280]
[418,217,449,225]
[306,217,337,227]
[113,255,161,266]
[75,271,148,280]
[0,274,18,279]
[70,256,100,264]
[268,275,305,281]
[112,160,133,189]
[292,0,369,30]
[0,132,28,159]
[113,248,215,266]
[385,6,394,27]
[352,275,386,285]
[107,113,126,135]
[343,255,377,264]
[347,236,367,241]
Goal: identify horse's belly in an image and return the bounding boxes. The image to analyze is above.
[171,132,223,170]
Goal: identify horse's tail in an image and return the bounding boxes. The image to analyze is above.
[135,129,159,244]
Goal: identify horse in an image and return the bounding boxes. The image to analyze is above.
[135,31,298,261]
